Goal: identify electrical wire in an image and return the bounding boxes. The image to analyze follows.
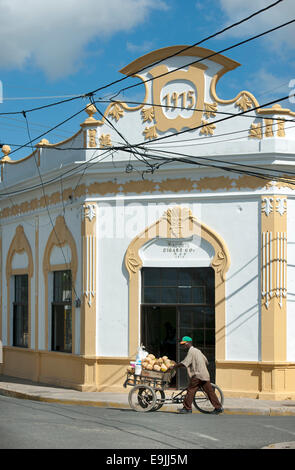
[119,146,295,186]
[106,17,295,101]
[91,1,285,96]
[22,111,80,302]
[4,87,293,158]
[116,93,295,147]
[0,1,285,118]
[103,99,295,123]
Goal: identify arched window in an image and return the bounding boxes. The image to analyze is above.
[6,226,33,348]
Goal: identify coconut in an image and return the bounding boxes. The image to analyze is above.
[147,354,155,360]
[162,356,168,361]
[146,364,153,370]
[160,365,168,372]
[153,364,161,371]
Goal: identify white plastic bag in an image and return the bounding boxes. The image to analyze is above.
[135,344,148,375]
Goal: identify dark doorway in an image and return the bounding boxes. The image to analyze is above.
[141,267,215,388]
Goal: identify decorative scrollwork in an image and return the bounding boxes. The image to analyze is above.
[211,250,226,276]
[126,249,141,274]
[143,125,158,140]
[108,103,124,122]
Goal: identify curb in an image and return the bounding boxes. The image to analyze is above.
[1,387,295,415]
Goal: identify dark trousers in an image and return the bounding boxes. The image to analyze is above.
[183,376,222,410]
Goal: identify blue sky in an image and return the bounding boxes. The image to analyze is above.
[0,0,294,160]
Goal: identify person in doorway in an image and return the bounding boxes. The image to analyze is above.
[173,336,223,415]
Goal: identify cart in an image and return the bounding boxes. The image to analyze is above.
[123,368,224,414]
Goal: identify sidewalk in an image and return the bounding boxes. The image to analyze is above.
[1,374,295,417]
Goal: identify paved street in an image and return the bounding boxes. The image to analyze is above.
[1,395,295,450]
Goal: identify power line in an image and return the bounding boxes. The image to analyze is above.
[2,91,295,164]
[91,1,285,96]
[1,10,292,160]
[104,99,295,122]
[118,93,295,147]
[130,145,295,180]
[106,16,295,100]
[0,146,117,197]
[1,91,294,198]
[0,1,284,118]
[120,146,295,186]
[23,111,81,303]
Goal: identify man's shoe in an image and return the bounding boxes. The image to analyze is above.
[212,407,223,415]
[177,408,192,414]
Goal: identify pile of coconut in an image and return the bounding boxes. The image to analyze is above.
[142,354,176,372]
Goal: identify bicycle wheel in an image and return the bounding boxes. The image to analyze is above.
[193,383,224,414]
[152,389,166,411]
[128,384,156,412]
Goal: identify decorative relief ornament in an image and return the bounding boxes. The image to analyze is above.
[141,107,155,123]
[1,144,11,162]
[88,129,97,148]
[99,134,112,148]
[84,235,96,307]
[147,63,205,133]
[211,250,226,276]
[204,102,217,119]
[108,103,124,121]
[276,198,287,216]
[126,249,141,274]
[262,197,273,216]
[249,123,262,139]
[165,206,193,238]
[143,125,158,140]
[200,120,216,136]
[84,204,96,221]
[236,93,253,112]
[264,119,274,137]
[261,231,287,309]
[277,119,286,137]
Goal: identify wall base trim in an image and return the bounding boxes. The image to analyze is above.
[2,349,295,399]
[216,360,295,400]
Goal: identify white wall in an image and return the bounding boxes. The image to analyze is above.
[96,196,260,360]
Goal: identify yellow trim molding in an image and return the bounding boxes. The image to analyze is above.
[124,206,230,359]
[260,196,287,363]
[43,216,78,352]
[81,202,97,357]
[6,225,34,348]
[0,174,280,221]
[35,217,39,351]
[217,360,295,400]
[120,45,240,77]
[1,347,130,392]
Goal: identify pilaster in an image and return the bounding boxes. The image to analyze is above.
[261,195,287,362]
[81,203,97,357]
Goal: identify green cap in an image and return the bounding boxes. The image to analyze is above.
[180,336,192,344]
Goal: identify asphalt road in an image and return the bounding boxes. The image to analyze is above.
[0,395,295,450]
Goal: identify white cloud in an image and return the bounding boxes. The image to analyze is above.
[126,40,154,53]
[0,0,167,79]
[218,0,295,52]
[246,68,291,100]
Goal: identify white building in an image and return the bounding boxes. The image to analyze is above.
[1,45,295,399]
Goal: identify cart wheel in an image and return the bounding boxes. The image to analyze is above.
[128,385,156,412]
[152,389,166,411]
[193,383,224,414]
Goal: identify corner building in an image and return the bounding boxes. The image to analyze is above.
[1,46,295,399]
